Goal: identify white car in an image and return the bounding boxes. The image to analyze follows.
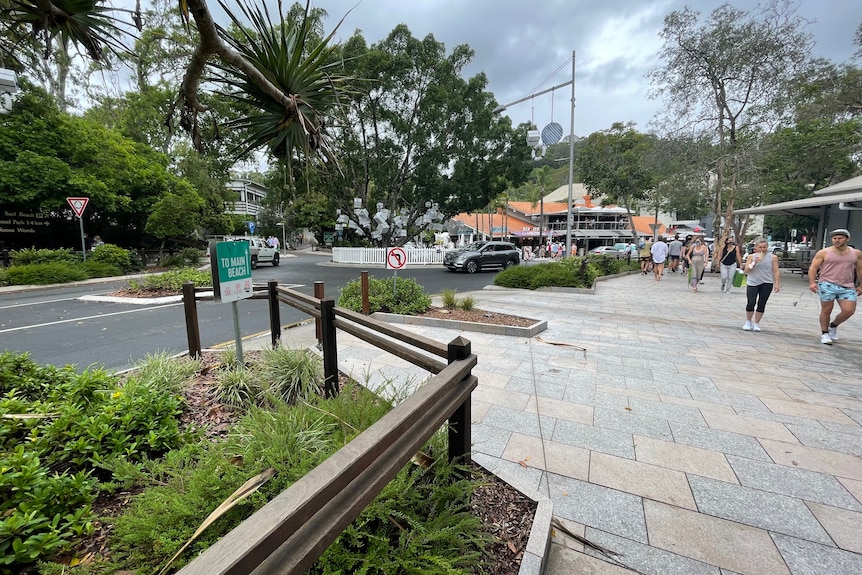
[228,236,280,268]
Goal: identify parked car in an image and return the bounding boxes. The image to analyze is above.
[227,236,280,268]
[589,246,624,258]
[443,241,520,273]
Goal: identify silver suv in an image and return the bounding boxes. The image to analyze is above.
[443,241,520,273]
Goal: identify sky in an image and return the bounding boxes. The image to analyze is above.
[307,0,860,139]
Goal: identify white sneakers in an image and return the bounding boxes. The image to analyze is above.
[752,323,761,332]
[820,333,833,345]
[828,325,839,341]
[743,321,752,331]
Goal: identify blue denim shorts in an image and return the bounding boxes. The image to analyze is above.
[817,281,858,302]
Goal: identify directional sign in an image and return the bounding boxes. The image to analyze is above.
[211,241,253,303]
[66,197,89,218]
[386,247,407,270]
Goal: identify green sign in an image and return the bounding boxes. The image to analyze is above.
[211,241,253,303]
[323,231,334,245]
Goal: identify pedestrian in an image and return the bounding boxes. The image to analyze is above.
[651,236,668,281]
[719,238,743,293]
[272,235,280,251]
[742,239,781,331]
[638,238,652,275]
[807,228,862,345]
[667,235,683,273]
[685,237,709,292]
[91,235,104,250]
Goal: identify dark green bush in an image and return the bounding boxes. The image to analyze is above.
[82,260,123,278]
[495,256,636,290]
[180,247,204,265]
[338,275,431,315]
[127,267,212,291]
[9,247,78,266]
[0,267,7,286]
[91,243,134,272]
[5,262,89,285]
[159,253,187,268]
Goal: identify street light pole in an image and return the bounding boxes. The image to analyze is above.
[277,222,286,252]
[492,51,576,257]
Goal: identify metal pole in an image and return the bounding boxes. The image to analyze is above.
[79,217,86,261]
[566,50,576,259]
[231,300,244,366]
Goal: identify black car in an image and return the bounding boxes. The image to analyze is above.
[443,241,520,273]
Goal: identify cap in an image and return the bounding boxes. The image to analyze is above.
[830,228,850,238]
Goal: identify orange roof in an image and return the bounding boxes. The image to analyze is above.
[631,216,667,237]
[508,201,569,216]
[452,212,534,237]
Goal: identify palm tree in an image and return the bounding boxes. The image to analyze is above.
[528,166,554,250]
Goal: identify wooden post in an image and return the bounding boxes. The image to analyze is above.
[182,281,201,359]
[314,281,324,344]
[320,298,338,398]
[268,280,280,349]
[447,336,472,464]
[360,271,370,315]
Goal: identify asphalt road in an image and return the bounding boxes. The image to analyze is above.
[0,252,500,372]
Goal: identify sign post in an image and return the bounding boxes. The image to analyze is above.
[385,247,407,296]
[66,197,89,260]
[210,241,254,364]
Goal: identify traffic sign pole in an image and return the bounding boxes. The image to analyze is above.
[79,218,86,261]
[67,197,89,261]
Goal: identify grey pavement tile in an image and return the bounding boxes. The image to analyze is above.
[725,456,862,512]
[562,387,632,410]
[688,475,833,545]
[584,527,722,575]
[558,369,602,388]
[772,532,862,575]
[821,420,862,436]
[594,406,674,441]
[504,377,567,400]
[628,397,708,427]
[670,422,772,461]
[688,389,769,412]
[720,570,743,575]
[471,452,545,496]
[471,424,512,458]
[843,408,862,427]
[552,418,635,459]
[622,357,680,373]
[625,377,693,399]
[599,362,647,378]
[547,474,648,543]
[734,409,828,428]
[479,405,556,439]
[803,381,862,398]
[786,424,862,457]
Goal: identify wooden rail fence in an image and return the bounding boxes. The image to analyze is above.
[178,279,476,574]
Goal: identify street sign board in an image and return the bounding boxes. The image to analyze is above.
[66,197,89,218]
[386,247,407,270]
[323,231,334,245]
[211,241,253,303]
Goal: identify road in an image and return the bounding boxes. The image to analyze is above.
[0,252,500,372]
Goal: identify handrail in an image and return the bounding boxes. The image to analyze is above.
[334,306,449,358]
[177,358,477,575]
[333,317,447,374]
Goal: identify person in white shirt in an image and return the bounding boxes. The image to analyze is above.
[650,238,669,281]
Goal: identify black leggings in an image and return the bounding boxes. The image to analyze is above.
[746,283,773,313]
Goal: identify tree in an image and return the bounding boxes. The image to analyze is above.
[648,0,815,258]
[578,122,656,246]
[145,183,206,249]
[526,166,554,247]
[318,25,527,246]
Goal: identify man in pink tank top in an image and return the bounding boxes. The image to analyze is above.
[808,229,862,344]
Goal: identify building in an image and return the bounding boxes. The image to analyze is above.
[225,179,268,217]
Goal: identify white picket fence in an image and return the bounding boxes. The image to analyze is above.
[331,247,450,266]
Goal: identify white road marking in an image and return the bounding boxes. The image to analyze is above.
[0,303,183,334]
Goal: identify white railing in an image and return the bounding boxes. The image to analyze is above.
[332,247,450,265]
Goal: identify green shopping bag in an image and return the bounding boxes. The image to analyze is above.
[732,269,746,288]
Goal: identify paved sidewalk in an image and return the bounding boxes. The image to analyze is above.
[248,270,862,575]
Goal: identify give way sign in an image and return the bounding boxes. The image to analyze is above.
[66,197,89,218]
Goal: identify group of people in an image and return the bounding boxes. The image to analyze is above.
[266,235,280,250]
[641,229,862,345]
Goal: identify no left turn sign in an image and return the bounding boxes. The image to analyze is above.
[386,247,407,270]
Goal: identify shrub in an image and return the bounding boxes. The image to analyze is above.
[91,243,134,272]
[456,295,475,310]
[216,367,259,408]
[5,262,89,285]
[159,253,187,268]
[82,260,123,278]
[440,288,457,309]
[338,276,432,315]
[257,347,324,405]
[9,247,78,266]
[127,267,212,291]
[180,247,204,266]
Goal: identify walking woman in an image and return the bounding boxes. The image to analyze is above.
[719,238,743,293]
[742,239,781,331]
[685,237,710,292]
